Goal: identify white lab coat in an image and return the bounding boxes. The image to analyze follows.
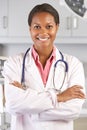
[3,47,85,130]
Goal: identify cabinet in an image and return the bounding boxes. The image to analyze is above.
[71,16,87,37]
[0,0,8,36]
[56,5,87,37]
[0,0,87,44]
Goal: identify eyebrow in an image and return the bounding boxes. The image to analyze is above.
[33,22,54,25]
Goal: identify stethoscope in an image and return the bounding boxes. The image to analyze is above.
[21,48,68,91]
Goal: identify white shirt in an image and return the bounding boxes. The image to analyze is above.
[3,48,85,130]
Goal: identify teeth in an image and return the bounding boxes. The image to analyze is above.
[39,37,48,41]
[37,37,49,41]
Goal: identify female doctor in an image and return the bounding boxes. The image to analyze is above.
[3,3,86,130]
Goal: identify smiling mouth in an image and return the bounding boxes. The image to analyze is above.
[36,36,49,41]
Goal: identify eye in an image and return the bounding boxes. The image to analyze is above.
[46,25,53,29]
[34,25,41,29]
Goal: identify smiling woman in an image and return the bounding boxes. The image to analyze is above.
[2,3,86,130]
[28,4,59,58]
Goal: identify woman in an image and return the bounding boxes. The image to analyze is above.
[3,3,86,130]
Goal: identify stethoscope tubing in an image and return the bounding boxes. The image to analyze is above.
[21,48,68,90]
[21,48,30,85]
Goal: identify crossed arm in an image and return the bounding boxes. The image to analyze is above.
[10,81,86,103]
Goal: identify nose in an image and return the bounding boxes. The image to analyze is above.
[39,28,48,38]
[40,27,48,35]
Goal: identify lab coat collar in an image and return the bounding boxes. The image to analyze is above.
[25,47,61,65]
[55,47,62,60]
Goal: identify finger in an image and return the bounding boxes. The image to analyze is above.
[73,87,84,93]
[10,81,22,88]
[73,91,86,99]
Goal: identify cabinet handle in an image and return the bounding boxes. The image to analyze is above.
[3,16,8,29]
[73,17,78,29]
[66,17,71,30]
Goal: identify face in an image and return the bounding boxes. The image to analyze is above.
[29,12,59,51]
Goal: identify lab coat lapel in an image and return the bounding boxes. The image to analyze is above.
[25,54,45,91]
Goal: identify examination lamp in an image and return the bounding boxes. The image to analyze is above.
[60,0,87,19]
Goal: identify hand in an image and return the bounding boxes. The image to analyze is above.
[10,81,23,89]
[57,85,86,102]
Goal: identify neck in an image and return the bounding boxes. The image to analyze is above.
[34,45,53,68]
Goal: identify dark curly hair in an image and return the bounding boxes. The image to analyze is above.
[28,3,60,26]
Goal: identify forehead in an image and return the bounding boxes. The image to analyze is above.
[31,12,55,24]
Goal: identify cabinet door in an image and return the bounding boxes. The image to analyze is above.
[72,15,87,37]
[56,6,72,37]
[0,0,8,36]
[8,0,30,37]
[61,6,87,38]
